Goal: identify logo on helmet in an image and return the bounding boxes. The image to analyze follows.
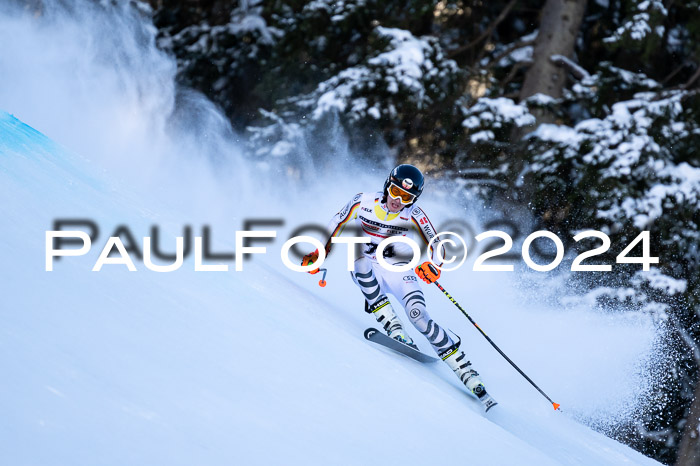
[402,178,413,190]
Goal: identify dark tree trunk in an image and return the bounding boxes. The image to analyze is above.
[676,379,700,466]
[519,0,588,103]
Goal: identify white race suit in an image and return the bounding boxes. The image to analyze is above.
[324,192,457,355]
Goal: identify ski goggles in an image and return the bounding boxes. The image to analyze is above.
[388,182,416,204]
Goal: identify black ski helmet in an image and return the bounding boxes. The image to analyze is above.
[383,164,424,204]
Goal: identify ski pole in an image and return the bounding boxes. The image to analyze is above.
[430,277,560,411]
[317,268,328,287]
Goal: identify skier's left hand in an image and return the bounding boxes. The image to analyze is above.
[301,249,321,274]
[415,262,440,284]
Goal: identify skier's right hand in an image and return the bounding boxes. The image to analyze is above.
[301,249,320,274]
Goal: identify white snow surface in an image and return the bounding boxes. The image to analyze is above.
[0,2,662,465]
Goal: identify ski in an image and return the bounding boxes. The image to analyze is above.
[364,328,497,411]
[364,327,438,363]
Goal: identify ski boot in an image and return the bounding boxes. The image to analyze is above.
[441,344,497,412]
[367,296,417,349]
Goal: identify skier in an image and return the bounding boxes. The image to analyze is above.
[302,164,495,409]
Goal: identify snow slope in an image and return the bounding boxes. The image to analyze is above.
[0,111,662,465]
